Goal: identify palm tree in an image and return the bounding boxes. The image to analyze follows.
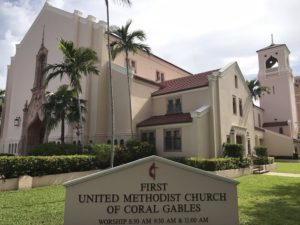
[104,0,131,168]
[43,85,87,143]
[110,20,151,138]
[44,38,99,144]
[246,79,270,100]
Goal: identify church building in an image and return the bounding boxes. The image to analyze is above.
[1,2,299,158]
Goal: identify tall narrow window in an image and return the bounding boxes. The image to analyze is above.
[258,114,261,127]
[234,75,238,88]
[127,59,137,74]
[174,98,182,113]
[156,71,160,81]
[165,131,173,151]
[279,127,283,134]
[156,71,165,82]
[141,132,148,142]
[167,99,174,114]
[239,98,243,117]
[173,130,181,150]
[233,96,237,115]
[148,132,156,146]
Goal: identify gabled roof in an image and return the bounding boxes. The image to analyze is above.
[152,69,219,97]
[137,113,192,127]
[263,121,288,127]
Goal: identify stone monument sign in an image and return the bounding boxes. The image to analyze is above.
[64,156,239,225]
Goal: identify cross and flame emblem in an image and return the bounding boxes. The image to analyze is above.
[149,162,158,180]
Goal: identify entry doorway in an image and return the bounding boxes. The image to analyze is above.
[26,116,45,152]
[236,135,243,145]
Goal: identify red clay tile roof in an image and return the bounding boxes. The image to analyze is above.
[151,69,219,96]
[263,121,288,127]
[137,113,192,127]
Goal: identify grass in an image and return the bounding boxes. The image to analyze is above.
[1,175,300,225]
[237,175,300,225]
[0,185,65,225]
[274,162,300,174]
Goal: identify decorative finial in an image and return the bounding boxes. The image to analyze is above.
[41,25,45,47]
[271,33,274,45]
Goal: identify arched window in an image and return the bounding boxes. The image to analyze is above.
[266,56,278,69]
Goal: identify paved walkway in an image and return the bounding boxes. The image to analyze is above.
[264,172,300,177]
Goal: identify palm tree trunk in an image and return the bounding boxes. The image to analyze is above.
[125,51,134,139]
[105,0,116,168]
[61,116,65,143]
[77,94,83,147]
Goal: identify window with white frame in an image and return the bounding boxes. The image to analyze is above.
[167,97,182,114]
[164,129,181,152]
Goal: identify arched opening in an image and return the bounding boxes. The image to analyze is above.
[26,116,45,151]
[266,56,278,69]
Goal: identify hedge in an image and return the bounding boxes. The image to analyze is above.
[254,146,268,157]
[0,155,97,179]
[223,144,244,158]
[29,143,83,156]
[169,157,252,171]
[252,157,274,165]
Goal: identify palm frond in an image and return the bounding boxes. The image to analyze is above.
[113,0,132,7]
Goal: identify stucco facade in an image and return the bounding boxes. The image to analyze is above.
[1,2,299,158]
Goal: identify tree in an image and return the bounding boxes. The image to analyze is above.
[43,85,86,143]
[104,0,132,168]
[110,20,151,138]
[44,39,99,143]
[246,79,270,101]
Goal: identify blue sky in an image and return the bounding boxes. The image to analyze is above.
[1,0,300,89]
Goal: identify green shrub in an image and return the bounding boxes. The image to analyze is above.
[29,143,83,156]
[169,157,251,171]
[254,146,268,157]
[223,143,244,158]
[115,139,156,166]
[0,153,14,156]
[0,155,97,179]
[88,144,111,169]
[84,140,155,167]
[252,156,274,165]
[293,153,299,159]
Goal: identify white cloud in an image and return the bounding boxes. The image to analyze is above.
[1,0,300,88]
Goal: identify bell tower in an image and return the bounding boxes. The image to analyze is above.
[257,37,298,138]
